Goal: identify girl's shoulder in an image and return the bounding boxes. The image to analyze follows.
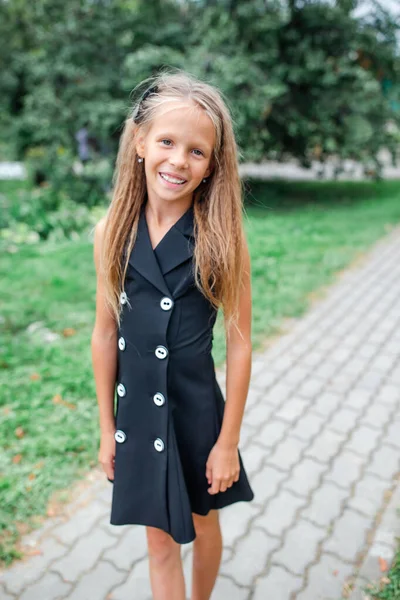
[95,214,108,236]
[93,214,109,249]
[93,215,109,266]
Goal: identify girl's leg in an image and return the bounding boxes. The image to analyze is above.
[146,526,186,600]
[191,510,223,600]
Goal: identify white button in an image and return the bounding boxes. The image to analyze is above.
[155,346,168,360]
[120,291,127,305]
[117,383,126,397]
[154,438,165,452]
[153,392,165,407]
[115,430,126,443]
[160,297,174,311]
[118,337,126,351]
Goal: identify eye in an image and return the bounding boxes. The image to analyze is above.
[160,139,172,146]
[192,149,204,157]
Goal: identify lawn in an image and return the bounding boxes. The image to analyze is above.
[1,179,400,564]
[368,545,400,599]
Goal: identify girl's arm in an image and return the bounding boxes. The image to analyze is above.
[206,239,252,494]
[219,240,252,448]
[91,217,118,481]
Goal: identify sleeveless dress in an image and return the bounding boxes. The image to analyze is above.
[109,202,254,544]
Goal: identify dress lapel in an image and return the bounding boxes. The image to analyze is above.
[155,206,195,276]
[128,204,195,297]
[128,208,171,297]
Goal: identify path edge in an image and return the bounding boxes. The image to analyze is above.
[348,480,400,599]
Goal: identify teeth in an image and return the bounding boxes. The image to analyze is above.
[160,173,186,184]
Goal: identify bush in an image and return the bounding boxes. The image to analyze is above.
[25,146,113,208]
[0,183,104,247]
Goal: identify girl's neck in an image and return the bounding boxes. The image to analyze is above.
[144,196,193,227]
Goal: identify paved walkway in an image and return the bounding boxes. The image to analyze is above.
[2,230,400,600]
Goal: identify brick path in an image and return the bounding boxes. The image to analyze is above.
[2,229,400,600]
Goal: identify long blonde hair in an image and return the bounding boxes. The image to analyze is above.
[102,69,246,330]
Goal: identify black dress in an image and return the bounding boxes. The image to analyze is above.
[109,202,254,544]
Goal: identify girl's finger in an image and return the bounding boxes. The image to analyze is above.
[209,477,221,495]
[104,462,114,481]
[205,465,212,484]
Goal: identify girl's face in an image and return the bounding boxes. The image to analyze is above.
[136,101,215,206]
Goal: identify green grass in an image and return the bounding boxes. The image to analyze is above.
[1,179,400,565]
[367,544,400,599]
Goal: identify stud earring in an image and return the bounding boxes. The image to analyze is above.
[202,178,207,183]
[138,157,143,163]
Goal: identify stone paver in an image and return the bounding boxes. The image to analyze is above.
[347,475,389,517]
[283,458,326,497]
[221,527,279,586]
[249,463,286,505]
[296,553,354,600]
[366,444,400,480]
[219,501,262,548]
[110,558,152,600]
[258,489,306,537]
[51,499,108,546]
[324,510,374,562]
[302,482,348,527]
[103,527,148,571]
[272,520,326,576]
[210,575,251,600]
[325,450,365,489]
[0,537,68,595]
[18,572,72,600]
[52,527,116,582]
[67,560,126,600]
[346,425,381,456]
[2,227,400,600]
[253,565,302,600]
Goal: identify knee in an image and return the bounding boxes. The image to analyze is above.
[146,527,180,567]
[193,511,220,539]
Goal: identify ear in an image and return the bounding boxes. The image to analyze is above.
[204,157,215,179]
[135,133,145,158]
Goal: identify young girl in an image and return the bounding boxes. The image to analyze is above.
[91,69,254,600]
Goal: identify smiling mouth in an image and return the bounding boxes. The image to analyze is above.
[159,172,187,185]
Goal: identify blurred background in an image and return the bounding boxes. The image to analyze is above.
[1,0,400,574]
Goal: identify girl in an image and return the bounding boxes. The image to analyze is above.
[91,69,254,600]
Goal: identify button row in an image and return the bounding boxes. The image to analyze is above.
[114,430,165,453]
[116,291,172,457]
[120,290,174,313]
[118,339,168,359]
[117,384,165,408]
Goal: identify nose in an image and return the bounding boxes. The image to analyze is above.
[169,149,188,169]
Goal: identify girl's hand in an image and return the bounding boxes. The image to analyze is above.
[206,441,240,494]
[98,431,116,481]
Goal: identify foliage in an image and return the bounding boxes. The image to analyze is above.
[0,178,103,245]
[0,0,399,170]
[0,0,399,234]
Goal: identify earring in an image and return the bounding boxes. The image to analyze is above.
[138,157,143,163]
[202,178,207,183]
